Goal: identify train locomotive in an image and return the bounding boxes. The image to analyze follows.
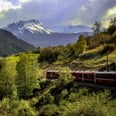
[46,70,116,86]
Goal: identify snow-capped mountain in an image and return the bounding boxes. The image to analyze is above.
[4,19,92,47]
[4,19,51,35]
[49,25,93,33]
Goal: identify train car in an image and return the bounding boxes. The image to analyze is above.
[71,71,95,82]
[46,70,59,79]
[95,72,116,86]
[46,70,116,86]
[71,71,83,81]
[83,71,95,82]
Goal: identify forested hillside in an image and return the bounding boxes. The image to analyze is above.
[0,29,35,56]
[37,19,116,71]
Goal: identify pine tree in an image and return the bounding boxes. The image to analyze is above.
[16,54,39,99]
[93,21,101,35]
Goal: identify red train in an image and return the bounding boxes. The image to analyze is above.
[46,70,116,86]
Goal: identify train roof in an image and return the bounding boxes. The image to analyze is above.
[47,70,116,74]
[95,71,116,74]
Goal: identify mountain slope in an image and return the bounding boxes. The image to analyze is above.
[0,29,35,56]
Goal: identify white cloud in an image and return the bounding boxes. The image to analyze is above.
[19,0,33,3]
[80,6,87,11]
[88,0,96,2]
[0,0,21,19]
[102,6,116,28]
[0,0,21,13]
[19,0,58,4]
[104,6,116,18]
[69,19,81,26]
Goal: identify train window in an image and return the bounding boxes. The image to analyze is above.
[113,73,116,78]
[84,73,94,78]
[96,73,113,79]
[72,72,82,78]
[89,73,94,78]
[78,73,82,78]
[84,74,88,78]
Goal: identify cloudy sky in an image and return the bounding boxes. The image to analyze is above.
[0,0,116,28]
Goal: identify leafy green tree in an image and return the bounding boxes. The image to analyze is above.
[16,54,39,98]
[17,100,37,116]
[0,98,37,116]
[40,104,58,116]
[74,35,87,56]
[0,59,16,99]
[39,47,56,64]
[42,93,54,105]
[58,67,72,79]
[58,44,75,61]
[57,90,111,116]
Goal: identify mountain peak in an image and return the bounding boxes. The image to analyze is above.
[4,19,51,35]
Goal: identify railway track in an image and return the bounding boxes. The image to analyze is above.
[75,81,116,91]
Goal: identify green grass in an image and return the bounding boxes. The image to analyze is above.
[4,53,39,63]
[88,50,116,66]
[69,47,116,70]
[5,55,20,62]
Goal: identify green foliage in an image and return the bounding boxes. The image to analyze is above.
[42,93,54,105]
[39,46,58,64]
[0,59,16,99]
[0,98,37,116]
[59,90,111,116]
[58,67,74,84]
[75,35,87,56]
[16,54,39,98]
[87,33,112,49]
[39,86,113,116]
[0,98,10,115]
[58,44,75,61]
[16,100,37,116]
[40,104,58,116]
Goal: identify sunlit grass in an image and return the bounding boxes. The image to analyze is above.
[5,53,39,63]
[70,45,116,70]
[5,55,20,62]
